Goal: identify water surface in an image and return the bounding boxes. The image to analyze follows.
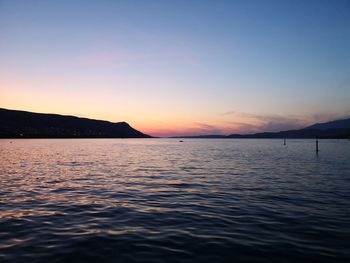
[0,139,349,262]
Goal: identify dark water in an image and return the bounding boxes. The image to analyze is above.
[0,139,350,263]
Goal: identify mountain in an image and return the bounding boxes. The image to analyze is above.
[227,128,350,139]
[227,118,350,139]
[0,108,151,138]
[173,118,350,139]
[303,118,350,130]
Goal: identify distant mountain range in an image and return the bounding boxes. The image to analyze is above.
[1,108,349,139]
[173,118,350,139]
[0,108,151,138]
[304,118,350,130]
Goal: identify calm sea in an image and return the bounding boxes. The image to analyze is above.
[0,139,349,262]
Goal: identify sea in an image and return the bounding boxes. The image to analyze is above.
[0,138,349,263]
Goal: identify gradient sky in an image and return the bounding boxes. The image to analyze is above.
[1,0,350,136]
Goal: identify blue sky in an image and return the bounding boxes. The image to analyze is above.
[1,0,349,136]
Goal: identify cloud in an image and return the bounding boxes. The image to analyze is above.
[225,121,261,134]
[310,111,350,123]
[193,122,226,134]
[260,120,304,132]
[151,109,350,137]
[220,111,309,133]
[222,109,350,134]
[219,110,236,116]
[244,113,306,131]
[148,122,229,137]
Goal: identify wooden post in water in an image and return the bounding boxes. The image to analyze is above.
[284,137,286,146]
[316,138,319,153]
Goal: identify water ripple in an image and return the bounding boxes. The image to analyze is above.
[0,139,350,262]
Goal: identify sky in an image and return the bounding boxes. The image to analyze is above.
[1,0,349,137]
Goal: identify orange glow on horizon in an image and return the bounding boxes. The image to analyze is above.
[1,75,339,137]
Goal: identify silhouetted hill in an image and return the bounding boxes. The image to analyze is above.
[227,128,350,139]
[0,108,151,138]
[303,118,350,130]
[226,118,350,138]
[173,118,350,139]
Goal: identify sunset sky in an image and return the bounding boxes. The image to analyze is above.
[1,0,349,137]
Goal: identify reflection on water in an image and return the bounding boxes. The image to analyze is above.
[0,139,350,262]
